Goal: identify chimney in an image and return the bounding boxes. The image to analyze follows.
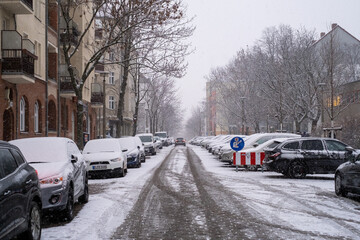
[320,32,325,38]
[332,23,338,29]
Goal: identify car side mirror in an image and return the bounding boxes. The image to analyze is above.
[71,155,78,163]
[345,146,355,153]
[137,146,140,149]
[253,143,259,148]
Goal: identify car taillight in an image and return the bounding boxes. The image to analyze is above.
[35,170,39,176]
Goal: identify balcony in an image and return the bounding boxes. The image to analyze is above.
[91,83,104,108]
[59,17,80,46]
[60,76,76,98]
[1,31,36,84]
[0,0,33,14]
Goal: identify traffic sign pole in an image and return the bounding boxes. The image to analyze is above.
[230,136,245,172]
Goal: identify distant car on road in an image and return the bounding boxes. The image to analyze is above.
[175,138,186,146]
[263,137,356,178]
[10,137,89,222]
[335,151,360,197]
[155,131,168,146]
[83,138,127,178]
[0,141,42,240]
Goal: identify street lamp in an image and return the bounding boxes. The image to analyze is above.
[99,71,109,138]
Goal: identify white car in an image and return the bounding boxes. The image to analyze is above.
[10,137,88,222]
[83,138,127,178]
[136,133,157,155]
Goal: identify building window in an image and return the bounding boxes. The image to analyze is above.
[34,101,39,132]
[109,72,115,84]
[48,100,56,131]
[20,97,25,132]
[109,96,115,109]
[109,51,115,62]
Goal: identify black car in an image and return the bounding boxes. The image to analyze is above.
[263,137,355,178]
[0,141,42,240]
[335,153,360,197]
[175,138,186,146]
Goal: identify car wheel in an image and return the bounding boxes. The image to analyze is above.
[289,161,306,179]
[63,187,74,221]
[119,164,126,177]
[21,201,41,240]
[79,176,89,204]
[335,173,347,197]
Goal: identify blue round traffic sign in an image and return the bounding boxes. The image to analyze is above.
[230,136,245,151]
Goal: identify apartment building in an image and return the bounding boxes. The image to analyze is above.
[93,27,136,137]
[0,0,56,141]
[0,0,99,144]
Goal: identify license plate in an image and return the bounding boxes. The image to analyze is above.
[92,165,107,170]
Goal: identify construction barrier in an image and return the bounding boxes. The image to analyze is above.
[233,151,265,166]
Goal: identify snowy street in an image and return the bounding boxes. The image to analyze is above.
[42,145,360,240]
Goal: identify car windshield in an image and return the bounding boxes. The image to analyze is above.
[155,133,167,138]
[83,140,121,154]
[118,138,135,150]
[139,136,152,142]
[10,139,67,163]
[177,138,184,141]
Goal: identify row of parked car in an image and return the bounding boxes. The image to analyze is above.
[0,133,171,240]
[190,133,360,197]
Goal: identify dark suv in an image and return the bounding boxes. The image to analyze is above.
[0,141,42,240]
[262,138,355,178]
[175,138,186,146]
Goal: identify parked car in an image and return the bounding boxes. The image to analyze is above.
[154,131,168,146]
[220,133,300,163]
[118,137,142,168]
[154,136,163,149]
[132,136,146,162]
[231,138,293,170]
[335,151,360,197]
[0,141,42,240]
[83,139,127,178]
[175,137,186,146]
[10,137,89,221]
[136,133,157,155]
[262,137,356,178]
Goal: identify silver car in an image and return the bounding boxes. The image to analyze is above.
[10,137,88,222]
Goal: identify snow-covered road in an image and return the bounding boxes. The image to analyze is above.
[41,145,360,240]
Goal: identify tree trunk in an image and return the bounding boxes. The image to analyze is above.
[116,37,132,138]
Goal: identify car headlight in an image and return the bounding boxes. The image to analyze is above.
[40,175,64,186]
[110,158,121,162]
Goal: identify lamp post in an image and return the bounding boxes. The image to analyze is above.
[100,72,109,138]
[318,82,326,137]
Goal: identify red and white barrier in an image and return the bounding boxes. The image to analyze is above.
[233,151,265,166]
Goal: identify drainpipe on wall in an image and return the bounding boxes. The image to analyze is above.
[15,84,18,139]
[45,0,49,136]
[56,0,61,137]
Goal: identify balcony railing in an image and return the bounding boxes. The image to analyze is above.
[1,31,37,84]
[91,92,104,105]
[60,76,75,92]
[2,49,35,75]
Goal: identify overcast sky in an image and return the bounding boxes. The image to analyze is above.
[177,0,360,121]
